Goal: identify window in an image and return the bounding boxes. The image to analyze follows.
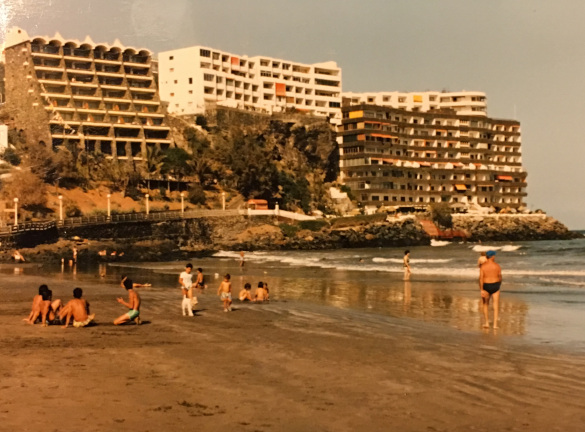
[169,56,174,60]
[169,68,174,72]
[188,90,193,94]
[188,77,193,84]
[203,74,214,82]
[173,80,177,84]
[170,92,174,97]
[200,49,211,57]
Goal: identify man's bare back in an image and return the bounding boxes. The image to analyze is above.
[480,261,502,284]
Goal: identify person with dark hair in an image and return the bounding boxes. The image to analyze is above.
[195,268,206,293]
[114,277,141,325]
[39,288,62,326]
[238,282,252,301]
[24,285,48,324]
[120,275,151,288]
[217,274,232,312]
[61,288,94,329]
[403,250,411,281]
[179,263,195,317]
[254,281,268,302]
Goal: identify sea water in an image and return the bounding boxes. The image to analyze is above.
[14,237,585,349]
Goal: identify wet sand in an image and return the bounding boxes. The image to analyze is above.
[2,273,585,431]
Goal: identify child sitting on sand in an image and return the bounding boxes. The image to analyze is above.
[239,283,252,301]
[24,285,62,326]
[254,282,268,302]
[61,288,94,329]
[114,278,141,325]
[217,274,232,312]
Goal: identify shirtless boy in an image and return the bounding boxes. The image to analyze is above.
[114,278,141,325]
[239,283,252,301]
[179,263,194,317]
[217,274,232,312]
[195,268,206,293]
[479,250,503,329]
[61,288,94,329]
[254,282,268,302]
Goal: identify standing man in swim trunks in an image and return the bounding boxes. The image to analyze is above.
[403,250,411,281]
[479,250,502,329]
[114,277,141,325]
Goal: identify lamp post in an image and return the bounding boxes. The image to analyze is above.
[221,192,226,211]
[145,193,150,215]
[107,193,111,220]
[13,197,18,227]
[58,195,63,223]
[180,192,185,216]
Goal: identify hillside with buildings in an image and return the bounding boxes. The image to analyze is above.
[0,25,575,253]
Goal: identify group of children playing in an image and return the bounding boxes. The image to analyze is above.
[25,263,272,328]
[179,263,271,314]
[24,276,141,328]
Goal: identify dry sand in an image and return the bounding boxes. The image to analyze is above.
[2,273,585,431]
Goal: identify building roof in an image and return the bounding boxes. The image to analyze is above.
[4,26,152,56]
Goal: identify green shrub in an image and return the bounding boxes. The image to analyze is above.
[429,203,453,229]
[188,184,206,205]
[65,203,83,217]
[1,148,21,166]
[280,223,300,237]
[298,220,329,231]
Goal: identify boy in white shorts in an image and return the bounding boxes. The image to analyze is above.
[179,263,194,316]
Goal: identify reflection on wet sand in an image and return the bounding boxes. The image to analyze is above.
[276,276,528,335]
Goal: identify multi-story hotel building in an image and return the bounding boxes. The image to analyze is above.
[158,45,342,122]
[3,27,171,161]
[342,91,487,117]
[339,105,527,210]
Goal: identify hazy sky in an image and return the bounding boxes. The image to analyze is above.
[1,0,583,228]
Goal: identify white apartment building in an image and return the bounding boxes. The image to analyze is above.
[342,91,487,117]
[158,45,342,122]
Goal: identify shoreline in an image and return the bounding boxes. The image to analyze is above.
[2,271,585,431]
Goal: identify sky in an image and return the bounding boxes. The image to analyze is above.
[1,0,583,229]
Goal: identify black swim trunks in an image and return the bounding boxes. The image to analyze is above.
[483,282,501,295]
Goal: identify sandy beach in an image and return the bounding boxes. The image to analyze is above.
[1,270,585,432]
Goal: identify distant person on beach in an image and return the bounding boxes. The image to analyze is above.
[121,275,151,288]
[195,268,206,293]
[72,246,78,263]
[239,283,253,301]
[179,263,195,317]
[217,274,232,312]
[479,250,502,329]
[254,282,268,302]
[477,252,488,268]
[239,251,245,267]
[114,277,141,325]
[61,288,94,328]
[13,250,25,262]
[263,282,270,301]
[403,250,411,281]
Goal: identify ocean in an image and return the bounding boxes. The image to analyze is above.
[9,236,585,350]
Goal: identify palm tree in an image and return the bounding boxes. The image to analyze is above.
[145,146,164,191]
